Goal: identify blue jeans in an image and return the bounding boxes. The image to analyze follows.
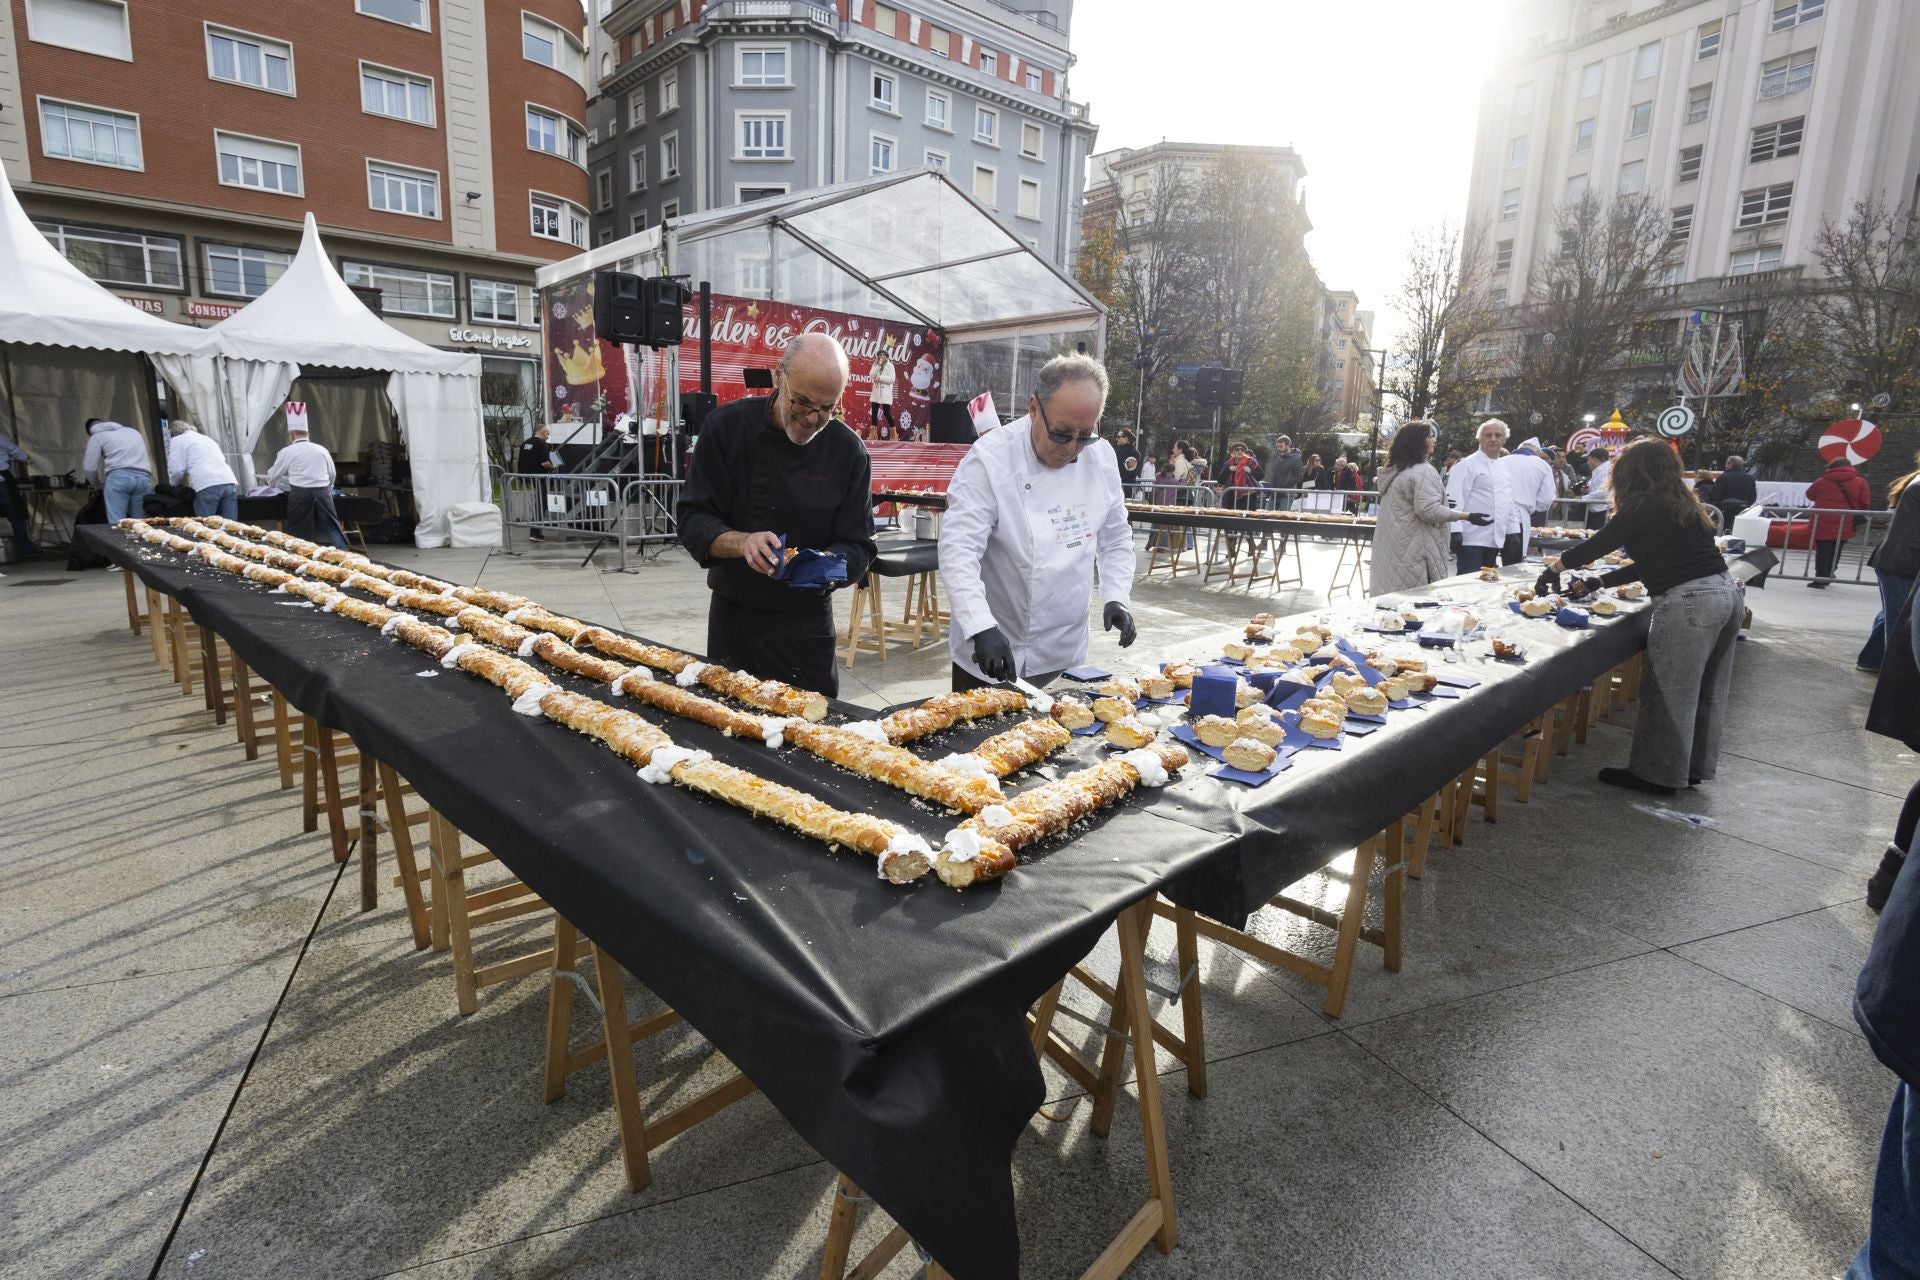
[1848,1082,1920,1279]
[1859,572,1915,670]
[193,484,239,519]
[103,469,152,524]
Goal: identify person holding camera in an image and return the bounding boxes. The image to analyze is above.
[1540,439,1739,797]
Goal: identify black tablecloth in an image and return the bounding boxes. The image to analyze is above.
[84,526,1649,1276]
[1128,507,1376,541]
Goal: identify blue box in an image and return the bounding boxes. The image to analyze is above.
[1188,664,1240,720]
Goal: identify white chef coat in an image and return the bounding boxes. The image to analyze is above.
[1586,460,1613,507]
[266,439,336,490]
[940,415,1135,682]
[167,429,239,490]
[1444,449,1513,549]
[1501,449,1558,552]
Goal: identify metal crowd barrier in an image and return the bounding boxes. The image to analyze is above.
[500,473,631,568]
[1730,505,1893,584]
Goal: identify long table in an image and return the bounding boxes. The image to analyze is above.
[82,524,1649,1277]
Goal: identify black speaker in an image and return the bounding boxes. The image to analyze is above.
[593,270,647,344]
[682,390,718,430]
[929,400,974,444]
[640,276,691,348]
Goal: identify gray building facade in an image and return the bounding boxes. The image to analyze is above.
[584,0,1095,276]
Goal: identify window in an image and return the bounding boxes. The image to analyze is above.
[1512,81,1535,115]
[355,0,426,29]
[972,164,996,206]
[1677,144,1703,182]
[1619,158,1646,194]
[738,184,786,202]
[1749,116,1805,162]
[871,70,896,112]
[930,27,950,57]
[33,220,183,289]
[368,161,439,218]
[924,148,948,173]
[1021,122,1042,160]
[529,193,588,246]
[868,132,894,174]
[925,88,950,130]
[660,132,680,179]
[203,243,290,298]
[975,105,999,145]
[470,279,531,326]
[1634,41,1660,80]
[1624,101,1651,139]
[361,64,433,124]
[526,107,586,164]
[1696,20,1721,60]
[737,113,787,159]
[629,211,648,235]
[1565,173,1589,202]
[342,261,455,318]
[660,70,679,113]
[1730,245,1784,276]
[661,198,680,220]
[1558,227,1579,258]
[873,3,897,36]
[38,99,141,169]
[1017,177,1040,220]
[1579,62,1603,97]
[1500,188,1520,220]
[1507,136,1527,167]
[206,27,293,94]
[628,148,646,191]
[979,51,997,77]
[661,9,674,33]
[1772,0,1823,32]
[215,132,301,195]
[1495,239,1515,272]
[1670,205,1694,243]
[593,167,613,210]
[26,0,131,59]
[627,90,646,129]
[595,227,614,247]
[1738,182,1794,226]
[1686,84,1711,125]
[1759,50,1815,99]
[738,44,788,86]
[1573,117,1595,152]
[522,15,585,82]
[738,257,771,294]
[1025,69,1041,93]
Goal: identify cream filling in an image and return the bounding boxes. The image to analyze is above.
[510,685,556,717]
[380,614,414,636]
[675,661,708,688]
[941,828,986,864]
[1117,749,1168,787]
[842,720,892,745]
[638,746,710,784]
[879,831,933,878]
[517,635,540,658]
[610,666,655,696]
[979,804,1015,829]
[440,643,482,669]
[934,751,995,780]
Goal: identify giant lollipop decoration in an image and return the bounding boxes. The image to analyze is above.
[1819,418,1882,466]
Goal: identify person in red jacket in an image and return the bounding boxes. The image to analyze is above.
[1224,441,1263,509]
[1807,456,1875,586]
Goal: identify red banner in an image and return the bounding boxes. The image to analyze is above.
[866,441,970,493]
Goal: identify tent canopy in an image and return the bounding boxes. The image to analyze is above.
[0,160,216,357]
[538,170,1106,340]
[209,215,478,375]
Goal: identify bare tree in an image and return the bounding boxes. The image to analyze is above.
[1804,195,1920,414]
[1504,190,1675,433]
[1386,220,1500,424]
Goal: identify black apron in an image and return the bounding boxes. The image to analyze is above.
[287,485,348,548]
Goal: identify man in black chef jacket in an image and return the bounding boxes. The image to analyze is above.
[677,332,875,696]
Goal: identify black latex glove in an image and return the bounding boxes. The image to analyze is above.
[1566,576,1596,600]
[972,626,1015,681]
[1466,512,1494,527]
[1534,569,1560,596]
[1103,601,1137,647]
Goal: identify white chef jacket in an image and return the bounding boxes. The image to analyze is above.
[1586,460,1614,508]
[1444,450,1513,549]
[167,429,239,490]
[266,439,336,490]
[1500,450,1558,552]
[941,415,1135,682]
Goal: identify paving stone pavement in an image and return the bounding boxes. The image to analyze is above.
[0,534,1908,1280]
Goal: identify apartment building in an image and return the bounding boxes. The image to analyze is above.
[0,0,596,421]
[584,0,1096,272]
[1465,0,1920,316]
[1321,289,1378,427]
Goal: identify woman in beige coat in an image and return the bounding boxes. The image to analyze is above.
[1369,420,1492,595]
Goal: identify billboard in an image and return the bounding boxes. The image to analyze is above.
[540,278,944,439]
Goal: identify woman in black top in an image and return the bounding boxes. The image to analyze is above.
[1541,439,1740,796]
[1302,454,1327,489]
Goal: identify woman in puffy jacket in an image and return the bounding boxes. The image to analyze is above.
[1806,456,1873,586]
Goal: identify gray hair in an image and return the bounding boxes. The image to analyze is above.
[168,420,199,436]
[779,331,850,379]
[1034,353,1109,406]
[1477,418,1510,440]
[1725,454,1745,468]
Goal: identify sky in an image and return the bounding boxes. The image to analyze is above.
[1067,0,1508,353]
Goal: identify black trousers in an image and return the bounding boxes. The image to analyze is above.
[869,402,895,431]
[708,596,839,698]
[1501,531,1526,565]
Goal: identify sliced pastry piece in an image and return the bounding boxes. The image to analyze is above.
[1343,686,1388,715]
[1092,696,1135,723]
[1223,737,1277,772]
[1139,674,1175,700]
[1222,641,1254,661]
[1295,709,1342,739]
[1105,716,1156,749]
[1194,714,1241,748]
[1050,699,1097,730]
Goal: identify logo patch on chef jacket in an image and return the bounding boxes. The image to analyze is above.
[1046,503,1090,549]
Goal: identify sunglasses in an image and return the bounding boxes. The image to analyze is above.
[1036,397,1099,447]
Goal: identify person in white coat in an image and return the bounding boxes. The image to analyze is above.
[166,420,241,519]
[1501,437,1559,557]
[266,424,348,550]
[939,354,1138,689]
[1445,418,1517,575]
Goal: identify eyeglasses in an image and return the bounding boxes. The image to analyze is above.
[1035,397,1099,447]
[781,384,838,423]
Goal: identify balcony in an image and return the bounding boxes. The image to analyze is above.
[704,0,836,25]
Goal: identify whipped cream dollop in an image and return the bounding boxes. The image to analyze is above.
[380,614,415,636]
[675,661,708,688]
[638,746,711,784]
[321,596,345,614]
[1023,689,1055,714]
[759,716,802,750]
[440,643,482,669]
[610,666,654,696]
[1117,749,1168,787]
[941,828,986,864]
[879,831,933,878]
[503,606,532,624]
[978,804,1015,829]
[841,720,892,744]
[934,751,995,780]
[516,635,540,658]
[510,685,556,717]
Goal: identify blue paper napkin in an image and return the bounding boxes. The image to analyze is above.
[1169,722,1228,762]
[1433,673,1482,689]
[1189,665,1240,720]
[1209,757,1295,786]
[1413,686,1461,700]
[1345,711,1388,725]
[1554,608,1590,629]
[1266,681,1314,711]
[1343,721,1382,737]
[1061,665,1111,681]
[1279,713,1343,750]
